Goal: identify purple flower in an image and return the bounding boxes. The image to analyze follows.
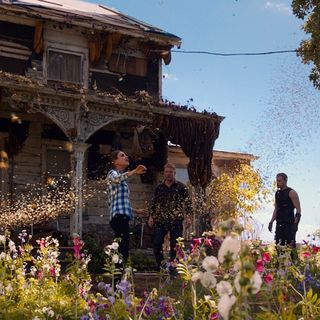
[124,294,132,306]
[116,280,131,293]
[97,281,106,290]
[108,296,115,304]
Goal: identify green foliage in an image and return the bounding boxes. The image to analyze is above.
[292,0,320,89]
[129,250,157,271]
[0,233,90,319]
[4,224,320,319]
[83,234,106,273]
[206,162,270,223]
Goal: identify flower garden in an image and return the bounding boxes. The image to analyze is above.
[1,220,320,320]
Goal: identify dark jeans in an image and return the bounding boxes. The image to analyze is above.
[153,220,183,269]
[275,222,296,247]
[110,214,130,262]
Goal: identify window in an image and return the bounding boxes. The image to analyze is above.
[175,167,189,184]
[46,148,71,178]
[47,50,82,84]
[42,140,72,192]
[41,140,73,233]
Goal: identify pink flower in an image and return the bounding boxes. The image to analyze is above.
[73,236,84,259]
[301,251,311,260]
[192,238,202,246]
[191,238,202,253]
[263,273,274,284]
[210,313,219,320]
[204,238,213,247]
[176,245,185,259]
[312,246,320,254]
[256,259,265,273]
[18,246,25,256]
[88,300,96,313]
[262,252,271,263]
[79,287,85,297]
[37,270,44,279]
[49,266,56,277]
[39,238,46,249]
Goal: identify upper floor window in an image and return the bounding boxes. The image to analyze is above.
[47,49,83,84]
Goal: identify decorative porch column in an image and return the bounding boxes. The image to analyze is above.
[70,142,90,238]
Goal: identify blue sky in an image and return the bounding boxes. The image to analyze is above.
[93,0,320,242]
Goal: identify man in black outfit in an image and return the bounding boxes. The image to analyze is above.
[268,172,301,247]
[148,163,192,271]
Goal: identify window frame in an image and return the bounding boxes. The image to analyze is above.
[43,42,88,87]
[41,139,73,187]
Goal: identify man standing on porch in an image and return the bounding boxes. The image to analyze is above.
[148,162,192,272]
[107,150,147,262]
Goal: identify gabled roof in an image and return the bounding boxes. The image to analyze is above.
[0,0,181,46]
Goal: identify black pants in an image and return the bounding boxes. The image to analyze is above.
[275,222,296,247]
[110,214,130,262]
[153,221,183,269]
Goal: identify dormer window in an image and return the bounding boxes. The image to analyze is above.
[47,49,82,84]
[44,31,89,87]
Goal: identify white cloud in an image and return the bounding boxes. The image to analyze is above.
[265,1,292,15]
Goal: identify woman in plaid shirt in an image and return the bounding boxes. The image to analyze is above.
[107,150,147,262]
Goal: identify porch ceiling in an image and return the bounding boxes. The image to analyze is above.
[0,71,224,188]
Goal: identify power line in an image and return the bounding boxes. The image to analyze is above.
[171,49,297,56]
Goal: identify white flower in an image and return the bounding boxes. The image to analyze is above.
[48,310,54,317]
[112,254,119,264]
[216,280,233,297]
[204,295,217,308]
[42,307,54,317]
[233,260,241,271]
[202,256,219,271]
[5,283,13,293]
[218,236,241,263]
[200,271,217,289]
[191,271,203,282]
[52,238,60,246]
[0,235,5,244]
[251,271,262,294]
[218,294,236,320]
[8,240,16,253]
[109,242,119,250]
[234,272,241,293]
[234,271,262,294]
[124,267,132,274]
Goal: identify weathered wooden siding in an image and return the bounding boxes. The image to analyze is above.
[13,121,42,191]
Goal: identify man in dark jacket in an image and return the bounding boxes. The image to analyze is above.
[268,172,301,247]
[148,163,192,271]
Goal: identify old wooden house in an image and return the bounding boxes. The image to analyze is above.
[0,0,224,243]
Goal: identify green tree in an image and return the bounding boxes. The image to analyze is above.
[292,0,320,89]
[206,162,269,225]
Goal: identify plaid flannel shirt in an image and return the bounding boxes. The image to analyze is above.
[107,169,133,220]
